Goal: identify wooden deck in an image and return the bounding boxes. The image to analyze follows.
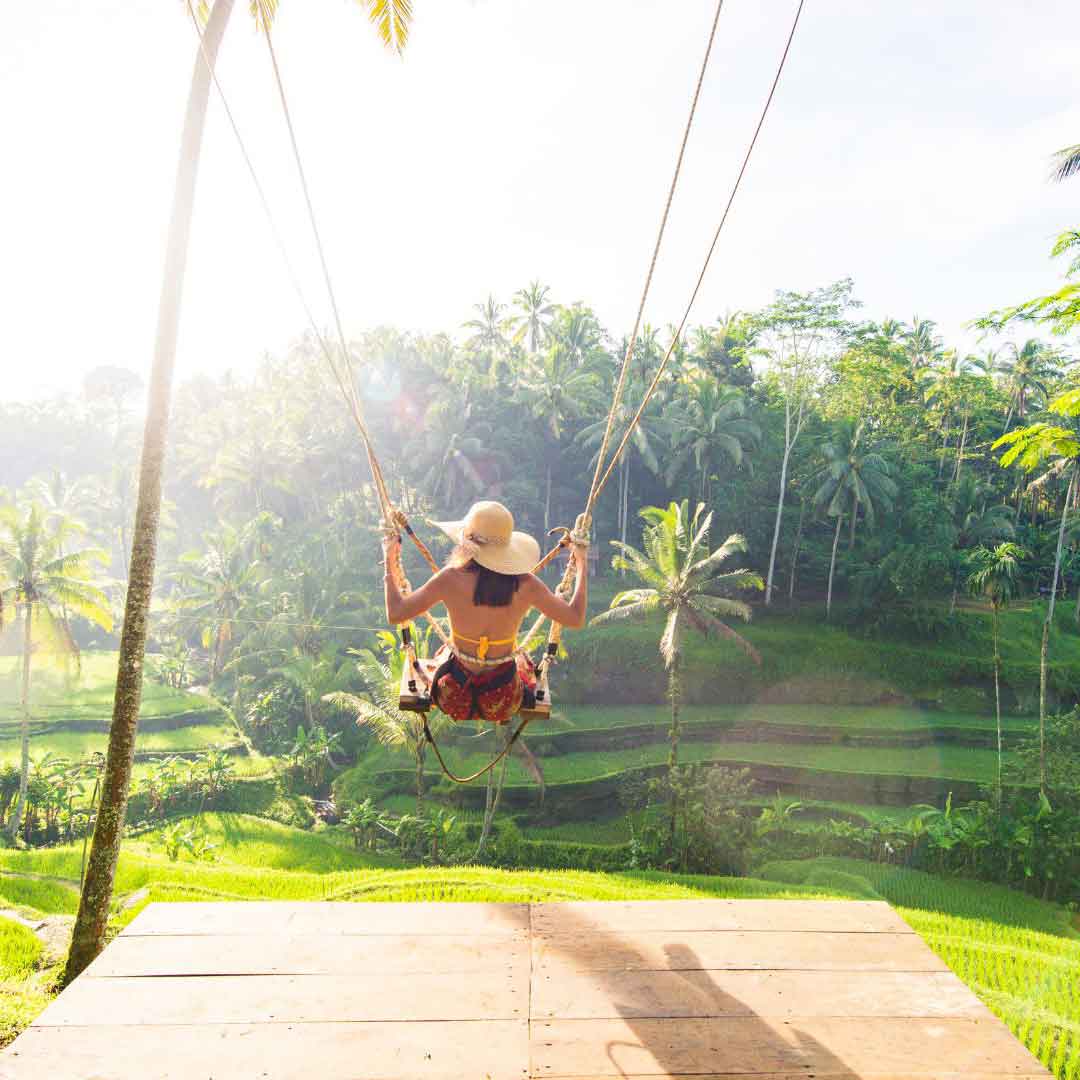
[0,899,1051,1079]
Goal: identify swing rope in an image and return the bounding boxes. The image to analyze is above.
[192,0,805,784]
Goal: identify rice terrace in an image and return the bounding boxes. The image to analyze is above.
[2,1,1080,1077]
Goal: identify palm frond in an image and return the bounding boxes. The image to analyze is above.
[1051,143,1080,183]
[589,600,659,628]
[658,608,682,669]
[686,605,761,664]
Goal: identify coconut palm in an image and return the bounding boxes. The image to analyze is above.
[946,475,1015,611]
[546,303,606,370]
[576,388,667,558]
[516,345,601,532]
[65,0,413,985]
[509,281,556,354]
[812,423,897,618]
[0,504,112,842]
[418,399,495,507]
[664,378,760,503]
[463,295,510,356]
[966,542,1025,799]
[903,317,943,376]
[175,522,265,679]
[590,501,762,848]
[997,339,1060,428]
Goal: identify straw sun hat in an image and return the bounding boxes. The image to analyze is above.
[431,501,540,576]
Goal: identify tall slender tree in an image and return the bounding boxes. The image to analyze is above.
[63,0,413,986]
[811,423,897,618]
[590,502,762,849]
[753,281,857,605]
[966,542,1025,801]
[994,395,1080,792]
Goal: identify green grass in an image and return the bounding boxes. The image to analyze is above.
[562,601,1080,706]
[354,737,1004,787]
[0,915,53,1048]
[755,857,1080,1079]
[135,813,399,874]
[0,875,79,916]
[0,919,43,984]
[553,703,1036,732]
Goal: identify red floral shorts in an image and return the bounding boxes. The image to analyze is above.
[429,647,537,725]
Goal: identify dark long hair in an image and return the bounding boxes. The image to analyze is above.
[449,547,522,607]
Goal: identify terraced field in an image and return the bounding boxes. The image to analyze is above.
[339,701,1016,821]
[0,652,264,781]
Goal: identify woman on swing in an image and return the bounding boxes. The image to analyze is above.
[382,501,589,725]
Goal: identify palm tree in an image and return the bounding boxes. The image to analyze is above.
[997,339,1060,429]
[0,504,112,842]
[64,0,413,986]
[547,304,606,370]
[176,522,265,680]
[516,345,600,532]
[590,501,762,847]
[664,378,760,503]
[903,317,943,376]
[1050,143,1080,183]
[463,295,510,355]
[812,423,897,618]
[576,388,666,559]
[946,475,1014,611]
[417,399,495,508]
[509,281,555,354]
[325,638,448,813]
[966,542,1025,800]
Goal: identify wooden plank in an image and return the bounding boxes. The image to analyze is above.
[534,931,949,975]
[1,1020,530,1080]
[530,1016,1051,1077]
[532,899,913,935]
[531,968,992,1021]
[124,900,530,937]
[37,969,525,1026]
[85,931,527,978]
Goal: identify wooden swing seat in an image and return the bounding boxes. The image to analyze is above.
[398,655,551,720]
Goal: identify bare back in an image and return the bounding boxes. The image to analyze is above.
[384,556,587,671]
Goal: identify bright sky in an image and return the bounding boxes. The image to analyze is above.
[4,0,1079,402]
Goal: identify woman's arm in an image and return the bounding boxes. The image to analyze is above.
[523,544,588,628]
[382,535,450,624]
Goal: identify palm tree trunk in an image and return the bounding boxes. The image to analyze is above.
[7,603,33,842]
[544,462,552,536]
[788,498,805,600]
[826,513,843,619]
[1039,472,1075,792]
[992,603,1002,804]
[666,654,681,853]
[952,410,969,485]
[473,728,511,859]
[62,0,236,988]
[765,407,794,606]
[938,419,951,479]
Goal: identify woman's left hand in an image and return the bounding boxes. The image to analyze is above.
[381,532,402,565]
